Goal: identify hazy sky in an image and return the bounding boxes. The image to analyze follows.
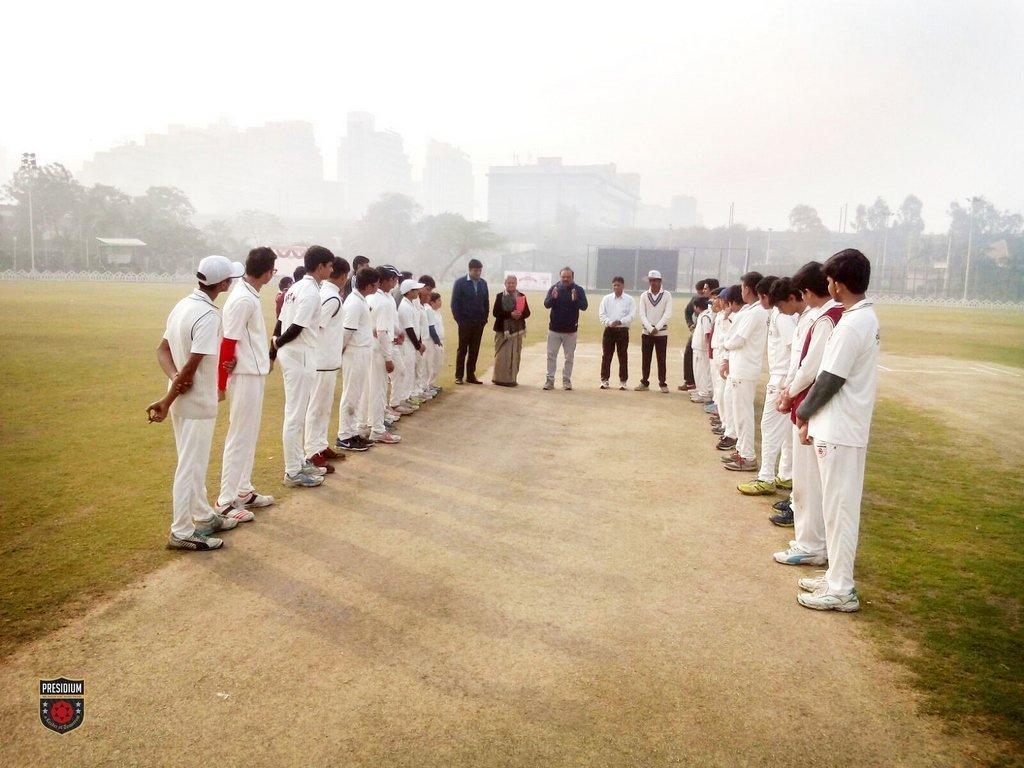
[4,0,1022,230]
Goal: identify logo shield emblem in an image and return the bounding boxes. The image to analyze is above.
[39,678,84,734]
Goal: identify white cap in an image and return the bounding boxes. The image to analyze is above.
[197,255,244,286]
[647,269,662,280]
[401,278,425,294]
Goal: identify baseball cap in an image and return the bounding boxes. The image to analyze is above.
[379,264,402,279]
[400,278,425,294]
[197,255,244,286]
[647,270,662,280]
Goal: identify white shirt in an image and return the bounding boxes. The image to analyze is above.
[599,292,636,328]
[279,275,321,348]
[342,290,373,349]
[766,306,798,377]
[369,289,397,360]
[315,281,345,370]
[398,297,419,348]
[221,278,269,376]
[711,311,730,360]
[415,298,429,346]
[723,302,769,379]
[783,306,815,388]
[788,299,842,397]
[809,300,880,448]
[162,289,222,420]
[425,305,444,343]
[693,308,713,357]
[639,289,673,334]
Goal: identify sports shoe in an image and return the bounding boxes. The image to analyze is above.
[455,377,464,385]
[238,491,275,509]
[634,383,649,391]
[409,396,424,405]
[721,450,741,462]
[283,472,324,488]
[600,380,610,389]
[402,400,420,410]
[563,381,573,391]
[216,503,255,522]
[773,499,792,512]
[715,437,736,450]
[394,404,415,415]
[773,546,828,566]
[798,572,827,592]
[369,431,402,444]
[619,381,627,390]
[306,454,335,474]
[336,437,371,452]
[774,476,793,491]
[167,532,223,551]
[738,479,776,494]
[769,509,794,527]
[704,403,718,414]
[384,419,398,430]
[193,513,238,535]
[543,381,554,390]
[724,457,759,472]
[301,460,329,476]
[712,427,726,436]
[797,588,860,612]
[690,395,711,403]
[321,447,346,462]
[677,383,695,391]
[659,384,669,393]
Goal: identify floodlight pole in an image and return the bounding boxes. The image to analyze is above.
[963,198,976,301]
[21,153,38,273]
[943,229,952,295]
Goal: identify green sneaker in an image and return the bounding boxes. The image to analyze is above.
[737,479,777,495]
[774,476,793,491]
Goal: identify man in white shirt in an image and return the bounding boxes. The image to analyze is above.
[598,276,636,390]
[772,262,844,563]
[336,266,380,451]
[737,276,798,494]
[216,247,277,520]
[636,270,673,393]
[147,255,244,552]
[304,256,351,471]
[366,266,402,444]
[795,250,879,613]
[689,296,714,403]
[722,272,768,471]
[272,246,335,487]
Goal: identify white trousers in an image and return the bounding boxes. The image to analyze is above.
[712,357,726,410]
[367,351,390,438]
[399,343,418,401]
[726,376,756,458]
[816,441,867,595]
[304,369,339,457]
[279,345,315,476]
[757,376,793,482]
[338,346,371,440]
[693,350,712,399]
[791,425,827,557]
[388,343,407,407]
[430,344,444,387]
[414,344,428,396]
[171,414,216,538]
[218,374,265,507]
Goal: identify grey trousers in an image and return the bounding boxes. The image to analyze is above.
[546,331,578,383]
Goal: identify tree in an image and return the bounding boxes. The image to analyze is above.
[129,187,206,272]
[350,193,421,263]
[788,204,825,233]
[204,219,245,256]
[417,213,503,279]
[896,195,925,264]
[235,209,283,247]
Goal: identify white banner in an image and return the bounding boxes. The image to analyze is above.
[504,270,552,292]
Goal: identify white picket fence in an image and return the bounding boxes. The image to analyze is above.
[0,269,194,284]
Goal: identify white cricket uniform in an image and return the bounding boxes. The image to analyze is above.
[414,298,430,397]
[786,300,842,557]
[808,299,880,596]
[692,307,714,399]
[367,289,396,438]
[162,289,222,538]
[277,274,321,476]
[304,281,345,457]
[397,297,420,404]
[337,290,373,440]
[388,301,409,408]
[428,306,446,387]
[723,302,769,460]
[218,279,271,507]
[757,306,798,482]
[710,310,731,420]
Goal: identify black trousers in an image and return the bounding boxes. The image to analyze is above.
[640,333,668,387]
[683,336,695,386]
[455,320,486,380]
[600,327,629,382]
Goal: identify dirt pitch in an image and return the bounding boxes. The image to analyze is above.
[0,342,982,767]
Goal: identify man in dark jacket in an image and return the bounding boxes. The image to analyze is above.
[542,266,589,390]
[450,258,489,384]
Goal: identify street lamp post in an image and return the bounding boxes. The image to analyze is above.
[21,153,38,273]
[963,197,976,301]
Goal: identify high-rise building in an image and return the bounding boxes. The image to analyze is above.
[423,140,473,219]
[79,120,340,218]
[337,112,413,218]
[487,157,640,233]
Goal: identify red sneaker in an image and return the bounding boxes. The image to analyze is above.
[307,453,336,474]
[321,447,346,462]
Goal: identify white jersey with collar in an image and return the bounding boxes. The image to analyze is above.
[766,306,798,376]
[315,281,345,371]
[279,275,321,348]
[342,289,373,348]
[222,278,269,376]
[162,289,222,419]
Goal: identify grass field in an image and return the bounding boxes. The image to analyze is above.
[1,281,1022,759]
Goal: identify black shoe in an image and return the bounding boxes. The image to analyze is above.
[466,377,483,385]
[773,499,792,512]
[715,437,737,451]
[455,378,464,385]
[336,437,370,452]
[355,435,375,448]
[769,509,794,527]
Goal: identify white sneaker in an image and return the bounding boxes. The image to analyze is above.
[300,461,327,477]
[798,571,827,593]
[167,532,223,551]
[238,491,275,509]
[216,503,255,522]
[797,588,860,612]
[394,404,415,415]
[369,431,402,444]
[773,546,828,566]
[283,472,324,488]
[600,380,610,389]
[193,513,238,535]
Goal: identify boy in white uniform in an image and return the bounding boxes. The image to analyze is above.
[216,247,277,518]
[689,296,713,403]
[366,266,402,444]
[773,262,844,563]
[713,287,742,451]
[709,288,732,431]
[147,255,244,551]
[427,292,446,391]
[336,266,379,451]
[795,249,879,612]
[737,276,798,493]
[304,256,350,472]
[721,272,768,471]
[272,246,335,487]
[397,279,427,407]
[414,275,437,401]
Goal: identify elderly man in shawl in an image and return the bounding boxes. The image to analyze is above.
[491,274,531,386]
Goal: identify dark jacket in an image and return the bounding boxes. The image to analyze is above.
[543,282,588,333]
[450,275,489,324]
[492,291,532,334]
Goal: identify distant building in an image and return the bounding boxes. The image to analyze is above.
[337,112,413,218]
[80,121,341,219]
[423,140,474,219]
[636,195,701,229]
[487,157,640,233]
